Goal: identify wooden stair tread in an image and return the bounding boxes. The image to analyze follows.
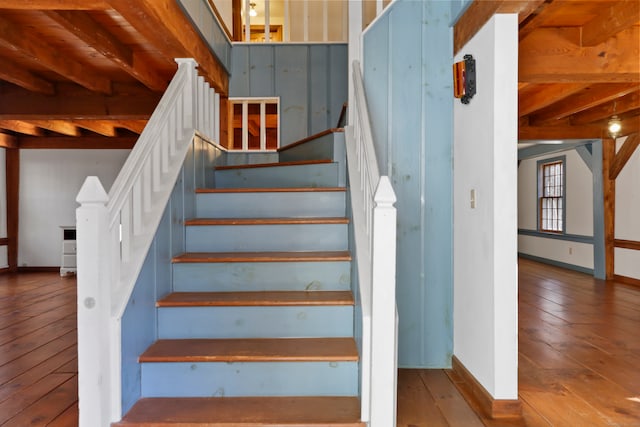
[196,187,345,193]
[157,291,354,307]
[185,217,349,226]
[139,338,359,362]
[172,251,352,263]
[115,396,364,426]
[216,159,333,170]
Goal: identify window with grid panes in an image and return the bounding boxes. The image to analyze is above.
[539,160,564,232]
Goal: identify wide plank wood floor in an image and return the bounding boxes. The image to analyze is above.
[399,258,640,426]
[0,272,77,426]
[2,258,639,425]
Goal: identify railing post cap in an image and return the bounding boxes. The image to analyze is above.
[374,176,397,205]
[175,58,199,69]
[76,176,108,205]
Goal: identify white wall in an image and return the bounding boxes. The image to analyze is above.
[518,149,594,269]
[453,14,518,399]
[615,136,640,280]
[18,150,130,267]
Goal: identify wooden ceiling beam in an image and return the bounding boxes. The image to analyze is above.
[0,15,112,94]
[519,83,590,116]
[106,0,229,95]
[28,120,81,136]
[454,0,545,54]
[529,83,638,125]
[581,0,640,47]
[0,88,160,120]
[518,0,566,41]
[0,120,45,136]
[45,11,167,91]
[0,57,54,95]
[519,124,605,140]
[18,135,136,149]
[0,0,109,9]
[70,120,118,137]
[112,120,146,134]
[520,27,640,83]
[571,91,640,125]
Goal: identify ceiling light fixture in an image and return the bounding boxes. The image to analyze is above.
[249,2,257,17]
[608,115,622,139]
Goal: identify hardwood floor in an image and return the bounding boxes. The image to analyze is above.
[398,258,640,426]
[1,258,639,426]
[0,272,77,426]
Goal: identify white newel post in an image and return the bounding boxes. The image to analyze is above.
[76,176,112,427]
[370,176,397,427]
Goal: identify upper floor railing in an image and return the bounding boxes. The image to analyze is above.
[75,59,218,426]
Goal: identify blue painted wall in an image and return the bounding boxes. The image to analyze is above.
[450,0,473,25]
[229,44,348,145]
[177,0,232,72]
[120,137,225,415]
[362,0,453,368]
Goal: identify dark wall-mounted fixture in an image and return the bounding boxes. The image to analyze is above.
[453,54,476,104]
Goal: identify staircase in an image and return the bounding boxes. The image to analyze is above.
[115,156,364,426]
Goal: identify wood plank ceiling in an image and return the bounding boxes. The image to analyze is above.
[0,0,228,150]
[457,0,639,141]
[0,0,638,148]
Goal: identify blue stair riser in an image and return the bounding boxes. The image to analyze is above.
[141,361,358,397]
[215,163,339,189]
[185,224,348,252]
[173,261,351,292]
[196,191,346,218]
[157,306,354,339]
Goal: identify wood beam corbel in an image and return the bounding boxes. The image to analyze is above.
[609,133,639,180]
[45,11,168,91]
[0,15,112,94]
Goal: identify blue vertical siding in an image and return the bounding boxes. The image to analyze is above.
[176,0,232,72]
[120,138,226,415]
[230,44,348,144]
[363,0,453,368]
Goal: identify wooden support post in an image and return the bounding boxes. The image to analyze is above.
[5,148,19,272]
[602,137,616,280]
[232,0,242,41]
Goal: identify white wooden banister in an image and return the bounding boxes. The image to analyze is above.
[76,58,218,426]
[346,60,398,426]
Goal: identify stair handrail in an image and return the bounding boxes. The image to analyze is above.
[75,59,218,426]
[345,60,398,426]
